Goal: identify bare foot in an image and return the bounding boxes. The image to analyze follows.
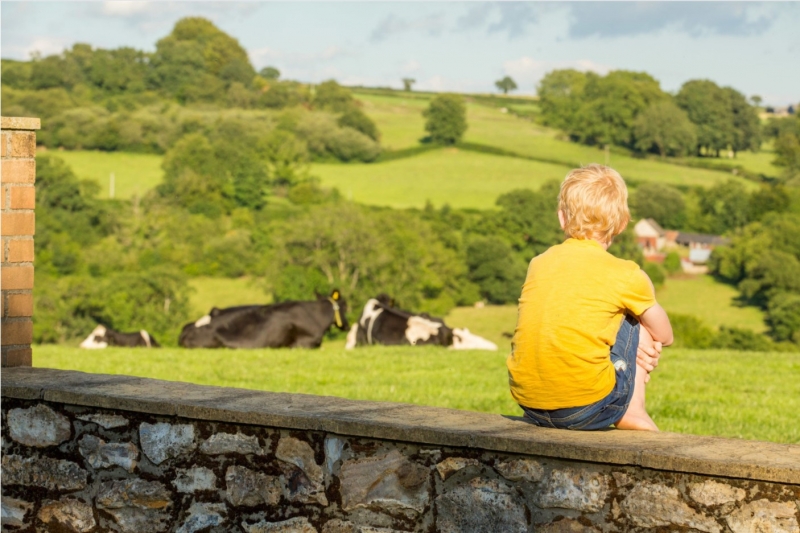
[615,406,659,431]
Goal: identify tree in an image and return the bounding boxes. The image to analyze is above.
[423,94,467,145]
[466,237,526,303]
[337,106,380,141]
[495,76,517,95]
[750,95,763,107]
[725,87,760,156]
[676,79,735,156]
[633,101,697,157]
[537,69,587,131]
[631,182,686,229]
[259,66,280,80]
[773,116,800,178]
[314,80,353,112]
[697,180,752,234]
[402,78,416,91]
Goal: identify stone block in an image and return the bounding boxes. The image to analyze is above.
[8,238,34,262]
[175,502,226,533]
[79,434,139,472]
[225,465,281,507]
[620,482,721,533]
[435,478,527,533]
[7,403,71,446]
[75,412,129,429]
[7,293,33,317]
[495,458,544,483]
[1,454,88,490]
[38,498,96,532]
[726,500,800,533]
[689,480,746,507]
[537,518,600,533]
[277,436,327,505]
[9,132,36,157]
[1,497,32,528]
[173,466,217,493]
[1,319,33,346]
[139,422,196,464]
[200,431,262,455]
[1,212,35,235]
[1,117,41,130]
[436,457,480,480]
[325,435,346,473]
[340,449,430,513]
[1,159,35,184]
[1,264,33,289]
[0,132,7,157]
[2,346,32,366]
[10,185,35,208]
[96,478,172,533]
[533,468,609,513]
[322,521,405,533]
[243,516,317,533]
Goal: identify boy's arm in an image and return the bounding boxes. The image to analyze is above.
[637,270,674,346]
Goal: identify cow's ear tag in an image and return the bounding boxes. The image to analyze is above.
[332,290,340,301]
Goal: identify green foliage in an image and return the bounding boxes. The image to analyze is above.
[772,116,800,179]
[668,313,715,349]
[643,262,666,289]
[338,106,380,141]
[495,76,518,95]
[607,227,644,266]
[696,179,752,234]
[537,69,587,132]
[492,183,563,257]
[466,237,526,304]
[259,66,280,80]
[314,80,354,112]
[711,326,774,351]
[663,252,682,274]
[402,78,415,91]
[633,101,697,157]
[631,182,686,229]
[423,94,468,145]
[766,292,800,343]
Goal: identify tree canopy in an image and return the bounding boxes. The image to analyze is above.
[423,94,468,145]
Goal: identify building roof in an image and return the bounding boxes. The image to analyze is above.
[645,218,666,235]
[676,232,730,246]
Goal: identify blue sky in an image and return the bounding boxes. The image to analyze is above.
[2,2,798,105]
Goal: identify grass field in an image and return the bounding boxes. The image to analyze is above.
[49,150,163,199]
[656,275,766,332]
[187,277,269,318]
[34,344,800,444]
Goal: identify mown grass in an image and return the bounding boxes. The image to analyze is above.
[187,277,269,318]
[50,150,163,199]
[34,344,800,443]
[656,275,766,332]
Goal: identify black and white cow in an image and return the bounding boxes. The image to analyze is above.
[80,325,160,349]
[179,290,349,349]
[345,297,497,350]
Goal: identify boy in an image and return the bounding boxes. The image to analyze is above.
[507,164,673,431]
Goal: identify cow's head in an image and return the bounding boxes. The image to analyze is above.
[326,289,350,331]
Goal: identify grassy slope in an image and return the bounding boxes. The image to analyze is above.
[51,150,163,199]
[656,275,766,332]
[187,277,270,318]
[34,344,800,443]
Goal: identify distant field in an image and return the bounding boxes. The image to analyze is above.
[445,305,517,350]
[187,277,269,318]
[313,148,567,209]
[656,275,766,332]
[34,344,800,443]
[50,150,163,199]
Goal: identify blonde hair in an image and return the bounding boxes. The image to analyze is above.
[558,164,630,244]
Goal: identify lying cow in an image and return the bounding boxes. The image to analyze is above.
[345,297,497,351]
[179,290,349,349]
[80,325,160,349]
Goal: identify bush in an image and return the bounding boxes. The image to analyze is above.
[423,94,467,145]
[643,262,666,288]
[338,106,380,141]
[668,313,715,349]
[663,252,682,274]
[711,326,774,352]
[465,237,527,304]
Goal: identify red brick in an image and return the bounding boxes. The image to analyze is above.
[1,265,33,290]
[9,132,36,158]
[2,347,32,367]
[1,319,32,346]
[1,159,35,184]
[6,293,33,317]
[0,186,6,209]
[1,212,35,236]
[7,239,34,262]
[9,186,35,209]
[0,133,8,157]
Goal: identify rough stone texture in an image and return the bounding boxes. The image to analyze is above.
[139,422,196,465]
[199,431,262,455]
[243,516,317,533]
[322,523,405,533]
[325,435,346,473]
[620,482,721,533]
[537,518,600,533]
[79,434,139,472]
[277,436,328,505]
[1,454,88,490]
[175,502,226,533]
[495,458,544,483]
[96,479,172,533]
[76,413,129,429]
[436,457,480,480]
[1,497,32,528]
[340,449,430,513]
[173,466,217,493]
[7,403,71,447]
[225,465,282,507]
[435,478,527,533]
[726,500,800,533]
[533,468,609,513]
[38,498,96,532]
[689,479,746,507]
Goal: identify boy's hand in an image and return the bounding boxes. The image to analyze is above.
[637,327,662,383]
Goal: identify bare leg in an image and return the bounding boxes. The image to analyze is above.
[615,361,659,431]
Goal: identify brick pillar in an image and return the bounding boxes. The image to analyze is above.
[1,117,40,367]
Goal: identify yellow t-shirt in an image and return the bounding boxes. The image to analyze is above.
[507,238,656,410]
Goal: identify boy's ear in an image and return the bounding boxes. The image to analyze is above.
[557,209,566,230]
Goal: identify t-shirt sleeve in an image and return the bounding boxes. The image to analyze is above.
[620,267,656,316]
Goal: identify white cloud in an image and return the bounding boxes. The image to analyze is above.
[415,75,483,94]
[101,1,152,17]
[503,57,611,92]
[248,45,353,71]
[402,60,421,74]
[370,12,446,43]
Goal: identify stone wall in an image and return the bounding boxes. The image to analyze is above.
[1,117,39,367]
[2,368,799,533]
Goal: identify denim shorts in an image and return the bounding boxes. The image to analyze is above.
[520,315,639,431]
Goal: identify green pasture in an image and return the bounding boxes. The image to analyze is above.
[656,275,767,332]
[49,150,163,199]
[187,276,269,318]
[34,344,800,444]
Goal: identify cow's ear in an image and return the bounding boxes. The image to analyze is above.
[331,290,340,301]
